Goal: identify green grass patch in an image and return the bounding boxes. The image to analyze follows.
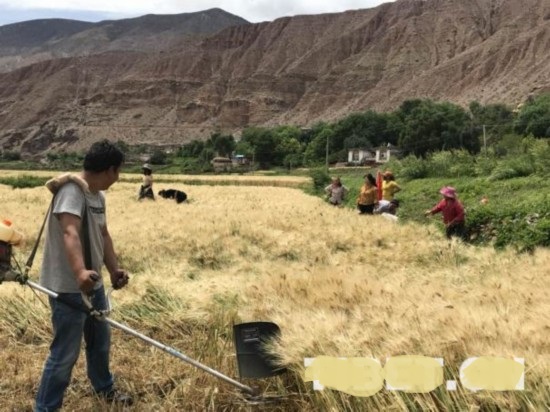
[329,171,550,251]
[0,175,49,189]
[118,285,188,324]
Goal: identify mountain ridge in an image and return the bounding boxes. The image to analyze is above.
[0,8,249,72]
[1,0,549,155]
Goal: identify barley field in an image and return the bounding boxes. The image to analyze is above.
[0,172,549,411]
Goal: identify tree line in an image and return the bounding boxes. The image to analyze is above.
[171,94,550,171]
[2,95,548,172]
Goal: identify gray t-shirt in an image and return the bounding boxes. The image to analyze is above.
[40,182,106,293]
[325,184,349,205]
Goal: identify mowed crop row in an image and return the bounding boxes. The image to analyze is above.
[0,177,548,410]
[0,169,311,188]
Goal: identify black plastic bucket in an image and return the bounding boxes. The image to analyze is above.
[0,241,11,265]
[0,241,12,275]
[233,322,286,379]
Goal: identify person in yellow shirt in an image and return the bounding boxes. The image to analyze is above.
[382,171,401,201]
[357,173,378,214]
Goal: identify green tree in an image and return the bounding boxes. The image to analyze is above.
[273,125,302,142]
[240,127,277,167]
[208,132,236,158]
[272,126,303,166]
[331,111,400,152]
[515,94,550,137]
[179,140,205,158]
[332,113,374,151]
[304,125,334,166]
[283,153,303,169]
[199,147,215,163]
[150,149,168,165]
[234,140,255,158]
[343,135,371,150]
[2,150,21,161]
[397,99,477,156]
[469,101,514,147]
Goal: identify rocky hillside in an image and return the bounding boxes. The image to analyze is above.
[0,8,249,73]
[1,0,549,155]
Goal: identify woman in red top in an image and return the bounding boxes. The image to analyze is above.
[425,186,466,239]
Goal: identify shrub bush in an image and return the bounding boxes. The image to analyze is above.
[528,139,550,176]
[428,151,453,176]
[309,168,330,190]
[149,149,168,165]
[449,150,476,177]
[473,156,498,177]
[0,175,49,189]
[489,155,535,181]
[180,158,212,174]
[488,167,518,181]
[2,151,21,161]
[399,155,429,179]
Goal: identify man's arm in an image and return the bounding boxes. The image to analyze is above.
[58,212,98,293]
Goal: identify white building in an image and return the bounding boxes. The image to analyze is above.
[347,144,401,165]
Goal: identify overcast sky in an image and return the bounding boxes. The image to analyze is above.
[0,0,395,26]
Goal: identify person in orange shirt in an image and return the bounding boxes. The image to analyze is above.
[356,173,378,214]
[381,171,401,201]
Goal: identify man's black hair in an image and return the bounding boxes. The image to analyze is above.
[83,139,125,172]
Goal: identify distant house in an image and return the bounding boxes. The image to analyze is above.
[232,154,249,166]
[211,156,232,172]
[348,148,376,165]
[347,144,401,165]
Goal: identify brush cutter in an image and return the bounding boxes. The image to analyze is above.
[1,237,287,404]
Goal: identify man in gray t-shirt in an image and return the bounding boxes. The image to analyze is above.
[35,140,132,412]
[40,183,106,293]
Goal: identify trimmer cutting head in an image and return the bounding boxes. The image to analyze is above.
[239,387,290,405]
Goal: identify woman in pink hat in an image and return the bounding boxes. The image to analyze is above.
[424,186,465,239]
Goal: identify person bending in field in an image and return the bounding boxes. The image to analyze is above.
[424,186,466,239]
[138,163,155,201]
[375,199,400,215]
